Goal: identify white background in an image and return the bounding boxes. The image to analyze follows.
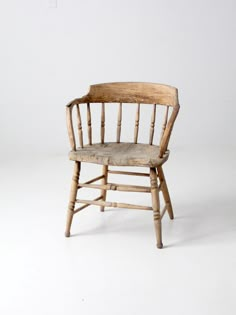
[0,1,236,315]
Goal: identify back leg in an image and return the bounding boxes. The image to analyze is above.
[157,165,174,220]
[65,161,80,237]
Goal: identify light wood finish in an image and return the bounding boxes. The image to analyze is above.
[101,103,105,144]
[74,196,103,214]
[157,165,174,219]
[65,161,80,237]
[149,104,156,145]
[116,103,122,143]
[87,103,92,145]
[69,142,169,167]
[108,170,150,177]
[77,175,104,189]
[150,167,163,249]
[65,82,180,249]
[160,204,168,219]
[78,182,151,193]
[160,106,169,145]
[159,105,179,157]
[100,165,108,212]
[68,82,178,106]
[66,106,76,151]
[134,103,140,143]
[76,199,152,211]
[76,105,83,148]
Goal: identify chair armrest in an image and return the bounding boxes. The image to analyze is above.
[159,105,180,157]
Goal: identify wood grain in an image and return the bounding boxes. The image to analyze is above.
[69,142,169,167]
[69,82,178,106]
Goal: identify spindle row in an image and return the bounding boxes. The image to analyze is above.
[67,102,170,149]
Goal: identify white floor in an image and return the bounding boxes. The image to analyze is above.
[0,147,236,315]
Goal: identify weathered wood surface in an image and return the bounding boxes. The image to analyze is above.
[67,82,179,106]
[69,142,169,167]
[65,82,180,249]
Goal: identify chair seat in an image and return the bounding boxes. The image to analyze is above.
[69,142,169,167]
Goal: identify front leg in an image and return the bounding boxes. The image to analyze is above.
[150,167,163,249]
[65,161,80,237]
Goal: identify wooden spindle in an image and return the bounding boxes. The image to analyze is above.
[76,199,152,211]
[134,103,140,144]
[66,106,76,150]
[116,103,122,143]
[76,105,83,148]
[149,104,156,145]
[101,103,105,144]
[160,106,169,145]
[87,103,92,145]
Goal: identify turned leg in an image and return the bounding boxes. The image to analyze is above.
[65,161,80,237]
[157,165,174,220]
[100,165,108,212]
[150,167,163,249]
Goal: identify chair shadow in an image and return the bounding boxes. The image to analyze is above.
[71,208,153,237]
[165,197,236,247]
[71,197,236,247]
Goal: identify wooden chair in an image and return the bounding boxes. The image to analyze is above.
[65,82,180,248]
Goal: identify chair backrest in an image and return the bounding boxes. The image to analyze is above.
[66,82,180,157]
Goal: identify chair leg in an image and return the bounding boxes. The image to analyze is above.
[100,165,108,212]
[65,161,80,237]
[157,165,174,220]
[150,167,163,249]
